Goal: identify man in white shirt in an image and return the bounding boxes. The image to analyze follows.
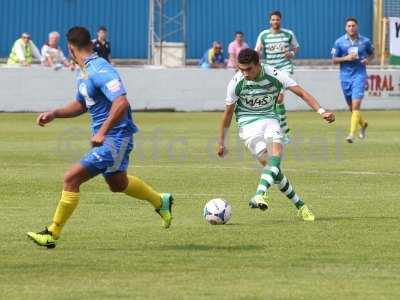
[41,31,72,70]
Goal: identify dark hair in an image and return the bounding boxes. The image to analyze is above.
[345,17,358,25]
[67,26,92,49]
[235,31,244,36]
[97,26,108,32]
[238,48,260,65]
[270,10,282,19]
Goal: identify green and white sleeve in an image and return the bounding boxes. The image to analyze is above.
[225,76,240,106]
[265,66,298,90]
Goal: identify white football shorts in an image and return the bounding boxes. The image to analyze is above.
[238,118,283,158]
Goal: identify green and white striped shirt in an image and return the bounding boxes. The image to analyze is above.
[225,64,297,128]
[255,28,299,74]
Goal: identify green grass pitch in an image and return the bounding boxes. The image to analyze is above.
[1,111,399,299]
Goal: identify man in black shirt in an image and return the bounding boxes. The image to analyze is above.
[92,26,112,63]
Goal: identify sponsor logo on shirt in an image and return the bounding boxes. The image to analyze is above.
[106,79,121,93]
[265,42,287,53]
[240,94,275,108]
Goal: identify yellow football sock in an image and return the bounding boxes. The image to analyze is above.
[124,175,161,209]
[358,112,366,127]
[48,190,80,239]
[350,110,361,136]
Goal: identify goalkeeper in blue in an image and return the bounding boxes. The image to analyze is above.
[218,49,335,221]
[27,27,173,249]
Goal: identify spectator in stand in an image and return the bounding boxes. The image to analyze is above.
[41,31,72,70]
[227,31,249,68]
[92,26,112,63]
[199,41,225,68]
[7,33,42,66]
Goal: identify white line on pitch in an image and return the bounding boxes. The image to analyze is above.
[1,162,398,177]
[129,164,399,176]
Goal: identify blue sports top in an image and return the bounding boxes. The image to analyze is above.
[331,34,374,80]
[76,54,138,136]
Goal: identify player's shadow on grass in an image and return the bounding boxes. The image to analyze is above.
[317,216,400,222]
[162,244,264,251]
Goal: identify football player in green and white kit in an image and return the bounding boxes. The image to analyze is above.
[218,49,335,221]
[255,10,299,143]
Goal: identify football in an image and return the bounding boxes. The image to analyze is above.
[203,198,232,225]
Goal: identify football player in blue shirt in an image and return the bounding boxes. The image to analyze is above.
[332,17,374,143]
[27,27,173,248]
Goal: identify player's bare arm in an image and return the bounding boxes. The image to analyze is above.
[255,43,263,54]
[361,53,374,65]
[36,100,86,126]
[91,95,130,146]
[255,31,263,55]
[285,46,299,59]
[217,104,235,157]
[288,85,335,123]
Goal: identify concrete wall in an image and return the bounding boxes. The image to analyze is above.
[1,66,399,112]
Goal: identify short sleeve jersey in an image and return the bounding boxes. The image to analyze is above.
[225,64,297,127]
[331,34,374,80]
[76,54,138,136]
[255,28,299,74]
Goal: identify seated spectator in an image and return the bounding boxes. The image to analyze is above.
[41,31,72,70]
[7,33,42,66]
[227,31,249,68]
[93,26,112,63]
[199,41,225,68]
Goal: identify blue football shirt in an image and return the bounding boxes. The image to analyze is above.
[331,34,374,81]
[76,53,138,136]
